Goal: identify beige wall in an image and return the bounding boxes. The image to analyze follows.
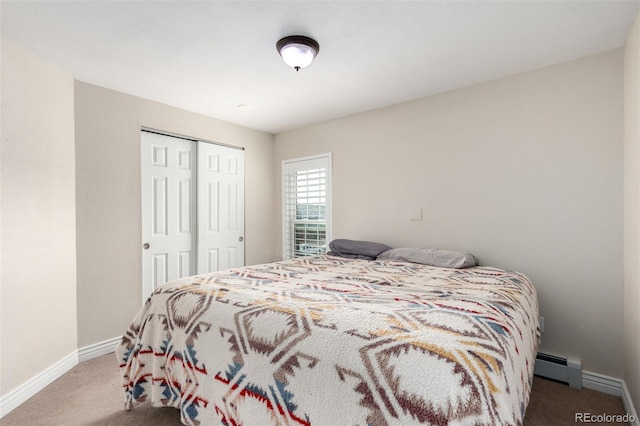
[74,82,276,347]
[624,12,640,413]
[275,50,625,377]
[1,39,78,395]
[0,40,276,399]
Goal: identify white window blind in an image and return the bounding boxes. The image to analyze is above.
[282,154,332,260]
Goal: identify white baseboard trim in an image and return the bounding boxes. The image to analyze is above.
[622,380,639,426]
[583,370,623,396]
[0,336,121,419]
[0,350,79,418]
[583,371,638,426]
[78,336,120,363]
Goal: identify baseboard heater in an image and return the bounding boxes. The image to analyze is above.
[534,352,582,388]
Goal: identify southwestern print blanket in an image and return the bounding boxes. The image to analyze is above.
[117,255,539,426]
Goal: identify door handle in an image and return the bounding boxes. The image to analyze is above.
[143,243,150,250]
[238,236,244,242]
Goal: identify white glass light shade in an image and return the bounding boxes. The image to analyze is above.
[280,43,316,70]
[276,36,320,71]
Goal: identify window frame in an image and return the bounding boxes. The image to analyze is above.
[281,153,332,260]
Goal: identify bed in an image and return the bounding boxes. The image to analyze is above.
[116,254,539,425]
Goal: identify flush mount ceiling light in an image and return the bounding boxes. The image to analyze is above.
[276,35,320,71]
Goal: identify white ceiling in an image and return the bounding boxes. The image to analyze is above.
[2,1,639,134]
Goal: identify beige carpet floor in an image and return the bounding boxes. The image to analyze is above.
[0,353,628,425]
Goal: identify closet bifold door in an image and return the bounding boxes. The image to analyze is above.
[141,131,245,303]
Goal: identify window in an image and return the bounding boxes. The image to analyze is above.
[282,153,332,259]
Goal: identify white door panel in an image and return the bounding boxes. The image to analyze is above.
[197,142,245,273]
[142,132,196,301]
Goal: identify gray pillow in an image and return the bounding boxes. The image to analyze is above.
[328,239,393,260]
[377,247,478,269]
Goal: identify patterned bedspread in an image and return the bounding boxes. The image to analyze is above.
[117,255,539,426]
